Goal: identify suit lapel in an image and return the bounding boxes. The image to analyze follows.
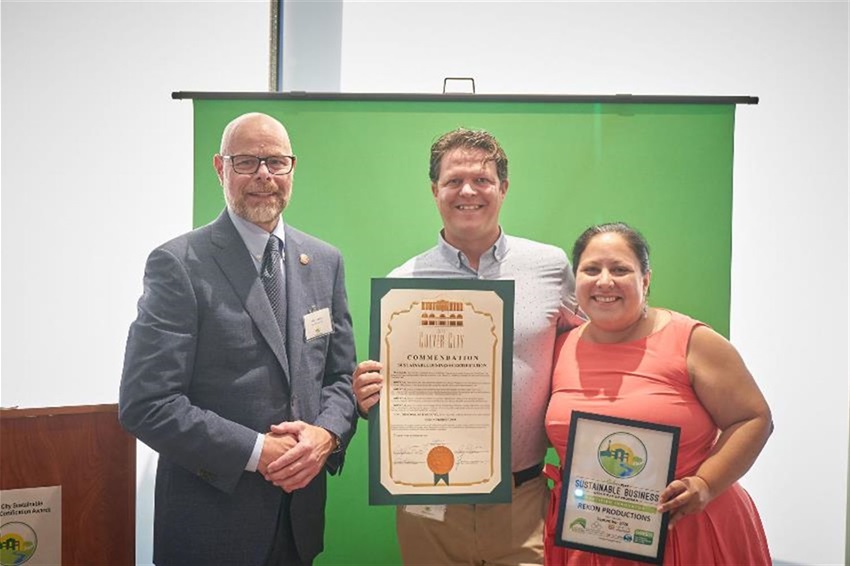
[209,211,290,383]
[283,225,312,382]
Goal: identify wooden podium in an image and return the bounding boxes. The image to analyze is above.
[0,404,135,565]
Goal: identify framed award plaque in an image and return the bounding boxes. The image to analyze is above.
[555,411,680,564]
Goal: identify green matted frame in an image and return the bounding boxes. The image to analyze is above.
[368,277,514,506]
[179,91,753,565]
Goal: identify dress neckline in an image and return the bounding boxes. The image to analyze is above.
[577,308,675,346]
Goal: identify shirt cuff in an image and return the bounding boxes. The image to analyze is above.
[325,429,342,454]
[244,433,264,472]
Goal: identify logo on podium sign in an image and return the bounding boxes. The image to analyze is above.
[0,521,38,565]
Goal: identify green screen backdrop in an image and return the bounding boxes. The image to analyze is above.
[188,93,743,565]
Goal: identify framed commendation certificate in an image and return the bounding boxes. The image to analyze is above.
[368,278,514,505]
[555,412,680,564]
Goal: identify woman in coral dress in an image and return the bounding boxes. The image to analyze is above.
[545,222,772,565]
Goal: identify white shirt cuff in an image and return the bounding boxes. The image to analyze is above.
[245,433,264,472]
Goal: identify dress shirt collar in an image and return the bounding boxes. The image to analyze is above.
[227,208,287,267]
[436,227,508,269]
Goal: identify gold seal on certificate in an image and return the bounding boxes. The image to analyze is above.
[555,412,680,564]
[368,278,514,505]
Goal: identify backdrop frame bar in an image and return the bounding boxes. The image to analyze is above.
[171,91,758,105]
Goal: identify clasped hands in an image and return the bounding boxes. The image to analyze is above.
[258,421,336,492]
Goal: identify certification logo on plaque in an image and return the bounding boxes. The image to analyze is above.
[0,521,38,565]
[597,432,647,479]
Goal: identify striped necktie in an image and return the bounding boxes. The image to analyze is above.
[261,235,287,345]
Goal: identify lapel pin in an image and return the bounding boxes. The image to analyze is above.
[300,254,310,265]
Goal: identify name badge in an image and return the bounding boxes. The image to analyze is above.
[403,504,446,522]
[304,308,333,341]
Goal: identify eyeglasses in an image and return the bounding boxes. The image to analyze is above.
[223,154,296,175]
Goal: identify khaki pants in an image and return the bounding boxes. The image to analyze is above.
[395,475,547,565]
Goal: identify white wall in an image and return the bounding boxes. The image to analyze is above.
[2,1,848,565]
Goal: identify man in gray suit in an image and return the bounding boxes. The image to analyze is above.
[119,112,357,566]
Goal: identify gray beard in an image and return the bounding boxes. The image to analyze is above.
[228,194,287,226]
